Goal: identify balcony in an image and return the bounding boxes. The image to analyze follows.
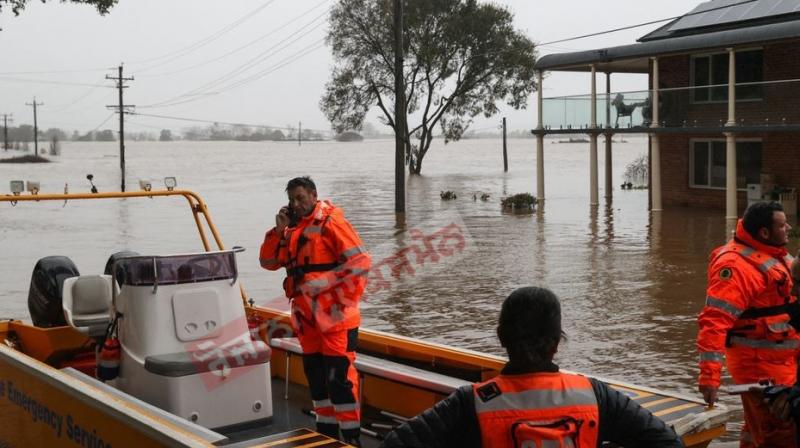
[539,79,800,133]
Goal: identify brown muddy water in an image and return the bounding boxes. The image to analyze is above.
[0,137,780,444]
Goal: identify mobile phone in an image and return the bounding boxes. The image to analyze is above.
[286,204,299,227]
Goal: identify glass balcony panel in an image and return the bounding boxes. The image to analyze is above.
[541,79,800,130]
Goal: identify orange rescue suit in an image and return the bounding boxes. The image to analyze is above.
[473,372,599,447]
[260,200,371,334]
[697,219,799,389]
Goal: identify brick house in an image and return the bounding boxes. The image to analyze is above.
[533,0,800,219]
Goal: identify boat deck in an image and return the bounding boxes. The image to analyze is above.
[218,377,383,447]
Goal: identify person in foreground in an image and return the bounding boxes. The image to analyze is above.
[697,201,799,447]
[260,176,371,446]
[381,286,684,448]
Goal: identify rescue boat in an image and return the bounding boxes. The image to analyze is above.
[0,185,731,447]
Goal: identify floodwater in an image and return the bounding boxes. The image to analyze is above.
[0,137,775,444]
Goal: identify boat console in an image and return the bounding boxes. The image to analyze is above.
[58,250,274,431]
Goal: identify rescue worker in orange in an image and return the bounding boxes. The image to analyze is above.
[260,176,371,446]
[697,201,800,447]
[382,287,684,447]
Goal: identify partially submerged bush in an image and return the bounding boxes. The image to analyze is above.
[440,190,457,200]
[501,193,536,212]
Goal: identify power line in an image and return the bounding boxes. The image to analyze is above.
[138,0,331,78]
[139,12,329,109]
[0,68,108,75]
[49,79,109,112]
[539,0,758,46]
[137,41,325,110]
[0,76,108,88]
[128,0,278,67]
[89,113,116,132]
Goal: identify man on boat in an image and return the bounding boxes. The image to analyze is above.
[381,286,684,447]
[697,201,800,447]
[260,176,371,445]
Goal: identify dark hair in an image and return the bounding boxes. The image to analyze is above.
[285,176,316,192]
[743,201,783,239]
[497,287,566,365]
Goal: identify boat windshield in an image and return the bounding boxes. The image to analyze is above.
[116,252,238,287]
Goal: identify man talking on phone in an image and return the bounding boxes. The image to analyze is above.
[260,176,371,446]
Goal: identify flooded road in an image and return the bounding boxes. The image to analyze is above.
[0,136,776,444]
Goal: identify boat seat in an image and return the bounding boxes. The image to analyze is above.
[144,339,271,377]
[62,275,113,338]
[270,337,471,395]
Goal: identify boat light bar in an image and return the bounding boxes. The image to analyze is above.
[10,180,24,195]
[164,177,177,191]
[26,181,40,195]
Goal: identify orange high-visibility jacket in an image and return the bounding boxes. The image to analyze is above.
[698,219,799,388]
[260,200,371,334]
[473,372,599,447]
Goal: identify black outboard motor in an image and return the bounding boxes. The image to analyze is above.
[104,250,140,286]
[28,256,80,328]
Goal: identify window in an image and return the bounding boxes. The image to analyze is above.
[692,50,763,102]
[690,140,761,189]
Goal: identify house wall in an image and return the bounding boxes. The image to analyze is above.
[655,40,800,212]
[658,132,800,212]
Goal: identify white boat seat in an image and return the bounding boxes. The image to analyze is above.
[144,339,271,377]
[62,275,113,337]
[270,337,471,395]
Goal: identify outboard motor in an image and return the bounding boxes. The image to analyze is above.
[28,256,80,328]
[104,250,139,286]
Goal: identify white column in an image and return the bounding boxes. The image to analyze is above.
[536,70,545,205]
[605,73,612,200]
[726,48,738,221]
[590,65,598,206]
[650,57,662,211]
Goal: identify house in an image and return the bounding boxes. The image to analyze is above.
[533,0,800,221]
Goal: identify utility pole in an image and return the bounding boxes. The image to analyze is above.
[25,98,44,156]
[502,117,508,172]
[393,0,406,222]
[1,114,12,151]
[106,64,134,192]
[298,121,301,146]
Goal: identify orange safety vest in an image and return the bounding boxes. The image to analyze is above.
[698,221,800,388]
[260,200,370,334]
[473,372,599,448]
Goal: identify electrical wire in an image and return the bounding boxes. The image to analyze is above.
[89,113,116,132]
[138,0,331,78]
[0,76,108,88]
[127,0,278,67]
[49,79,110,112]
[139,10,329,108]
[539,0,759,46]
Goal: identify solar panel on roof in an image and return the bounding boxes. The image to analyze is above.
[668,0,800,32]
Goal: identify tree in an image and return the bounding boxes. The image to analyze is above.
[1,0,117,16]
[321,0,537,174]
[159,129,173,142]
[95,129,115,141]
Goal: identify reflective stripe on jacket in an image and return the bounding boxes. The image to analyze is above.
[260,200,371,333]
[697,219,799,388]
[473,372,599,447]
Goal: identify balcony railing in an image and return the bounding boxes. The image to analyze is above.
[540,79,800,131]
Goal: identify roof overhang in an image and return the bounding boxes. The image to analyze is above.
[535,19,800,73]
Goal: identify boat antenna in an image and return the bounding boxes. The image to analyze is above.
[86,174,98,194]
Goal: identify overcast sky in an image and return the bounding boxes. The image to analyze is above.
[0,0,704,135]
